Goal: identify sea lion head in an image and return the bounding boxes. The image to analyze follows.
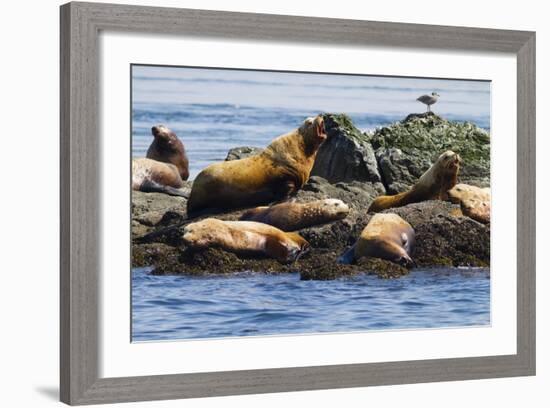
[284,232,311,263]
[299,115,327,147]
[354,213,416,267]
[151,125,182,151]
[182,219,220,248]
[437,150,462,173]
[316,199,350,219]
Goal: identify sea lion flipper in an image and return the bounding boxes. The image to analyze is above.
[162,186,191,198]
[140,180,190,198]
[338,245,356,265]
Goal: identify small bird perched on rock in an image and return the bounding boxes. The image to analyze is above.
[417,91,440,112]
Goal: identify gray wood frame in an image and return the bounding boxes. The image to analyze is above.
[60,1,536,405]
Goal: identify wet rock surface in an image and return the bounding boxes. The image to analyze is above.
[132,113,490,280]
[131,187,189,240]
[133,196,489,280]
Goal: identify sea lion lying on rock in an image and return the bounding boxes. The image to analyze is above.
[132,158,189,197]
[368,150,461,213]
[182,218,310,264]
[447,183,491,224]
[147,125,189,181]
[239,199,350,231]
[187,115,327,216]
[339,213,415,267]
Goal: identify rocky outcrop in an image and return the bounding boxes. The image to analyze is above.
[132,112,491,280]
[133,185,490,280]
[375,147,432,194]
[311,114,385,192]
[371,112,490,192]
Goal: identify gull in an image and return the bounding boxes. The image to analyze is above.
[417,92,440,112]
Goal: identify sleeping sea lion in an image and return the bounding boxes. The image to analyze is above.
[240,199,350,231]
[447,183,491,224]
[182,218,310,264]
[132,158,189,197]
[368,150,461,213]
[339,213,415,266]
[186,115,327,216]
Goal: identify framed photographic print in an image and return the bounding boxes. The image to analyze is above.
[60,2,536,405]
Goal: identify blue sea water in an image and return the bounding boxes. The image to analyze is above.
[132,268,490,341]
[132,65,491,179]
[131,66,491,342]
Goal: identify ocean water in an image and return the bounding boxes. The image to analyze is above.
[132,65,491,179]
[132,268,490,341]
[131,66,491,342]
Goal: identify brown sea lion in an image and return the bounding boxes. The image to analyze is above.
[147,125,189,181]
[447,183,491,224]
[132,158,189,197]
[368,150,461,213]
[339,213,415,266]
[182,218,310,264]
[187,115,327,216]
[240,199,350,231]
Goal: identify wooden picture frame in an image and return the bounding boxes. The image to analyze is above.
[60,2,536,405]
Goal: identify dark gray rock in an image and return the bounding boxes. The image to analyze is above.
[225,146,263,161]
[131,188,189,239]
[375,147,432,194]
[311,114,384,192]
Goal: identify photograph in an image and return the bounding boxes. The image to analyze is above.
[130,64,491,342]
[1,0,542,405]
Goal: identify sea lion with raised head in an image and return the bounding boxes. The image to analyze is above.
[132,158,189,197]
[368,150,461,213]
[182,218,310,264]
[240,199,350,231]
[147,125,189,181]
[339,213,415,266]
[186,115,327,216]
[447,183,491,224]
